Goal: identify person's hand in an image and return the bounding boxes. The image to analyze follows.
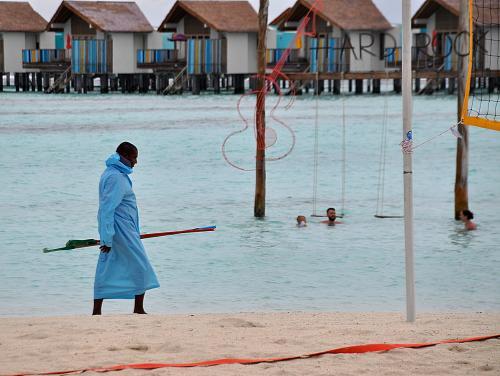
[100,245,111,253]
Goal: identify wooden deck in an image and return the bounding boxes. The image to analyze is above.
[22,62,70,72]
[136,61,186,73]
[283,70,500,81]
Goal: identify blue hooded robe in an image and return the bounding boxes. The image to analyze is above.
[94,153,159,299]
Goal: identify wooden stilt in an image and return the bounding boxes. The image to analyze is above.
[30,72,36,91]
[22,73,27,91]
[333,79,341,94]
[192,75,201,95]
[214,74,221,94]
[393,79,402,93]
[487,77,495,94]
[83,75,88,94]
[448,78,455,94]
[355,79,363,94]
[43,73,49,92]
[234,74,245,94]
[314,78,324,95]
[16,73,21,92]
[155,74,160,95]
[36,73,42,91]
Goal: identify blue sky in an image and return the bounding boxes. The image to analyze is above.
[24,0,426,27]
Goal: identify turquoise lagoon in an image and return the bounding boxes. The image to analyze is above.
[0,89,499,316]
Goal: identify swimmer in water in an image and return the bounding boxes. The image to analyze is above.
[321,208,342,226]
[296,215,307,227]
[459,209,477,231]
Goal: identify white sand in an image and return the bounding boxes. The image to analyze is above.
[1,312,499,375]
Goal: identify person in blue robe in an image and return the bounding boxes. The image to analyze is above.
[93,142,159,315]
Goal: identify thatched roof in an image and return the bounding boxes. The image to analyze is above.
[281,0,391,31]
[412,0,499,27]
[0,1,47,32]
[159,1,258,33]
[270,7,291,27]
[412,0,459,19]
[48,1,153,33]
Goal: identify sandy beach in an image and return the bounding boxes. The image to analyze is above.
[1,312,498,375]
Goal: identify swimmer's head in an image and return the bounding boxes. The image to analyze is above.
[296,215,307,227]
[460,209,474,221]
[326,208,336,222]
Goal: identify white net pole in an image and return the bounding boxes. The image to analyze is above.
[403,0,416,323]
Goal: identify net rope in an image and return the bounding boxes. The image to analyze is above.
[462,0,500,131]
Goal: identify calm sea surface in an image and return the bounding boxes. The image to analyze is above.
[0,87,499,316]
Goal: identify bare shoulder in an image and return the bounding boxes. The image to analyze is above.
[467,222,477,230]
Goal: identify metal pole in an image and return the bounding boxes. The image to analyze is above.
[402,0,416,322]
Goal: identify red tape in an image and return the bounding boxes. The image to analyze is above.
[9,334,499,376]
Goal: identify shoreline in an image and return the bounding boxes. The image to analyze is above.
[1,312,499,375]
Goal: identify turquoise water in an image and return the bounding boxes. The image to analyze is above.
[0,89,499,316]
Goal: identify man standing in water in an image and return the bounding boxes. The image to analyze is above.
[321,207,342,226]
[93,142,159,315]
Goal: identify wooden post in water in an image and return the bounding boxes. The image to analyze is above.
[254,0,268,218]
[455,0,469,219]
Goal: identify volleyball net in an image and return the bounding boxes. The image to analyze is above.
[461,0,500,131]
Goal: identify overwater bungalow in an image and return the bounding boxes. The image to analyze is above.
[43,0,154,93]
[272,0,391,74]
[267,7,299,70]
[411,0,500,93]
[0,1,49,91]
[412,0,500,69]
[411,0,462,72]
[269,0,392,94]
[155,0,258,94]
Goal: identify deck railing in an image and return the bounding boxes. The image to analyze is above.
[385,47,457,71]
[71,38,112,74]
[22,49,69,64]
[309,38,348,73]
[187,39,226,75]
[137,49,178,66]
[266,48,300,65]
